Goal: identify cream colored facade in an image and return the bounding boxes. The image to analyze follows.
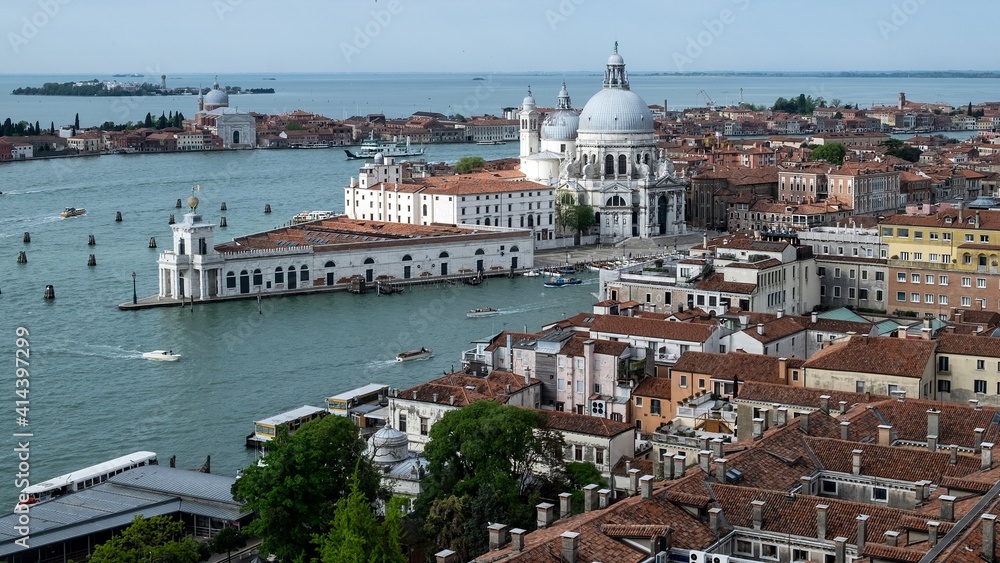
[934,350,1000,407]
[804,362,933,399]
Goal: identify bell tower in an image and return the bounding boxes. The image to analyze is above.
[519,87,539,158]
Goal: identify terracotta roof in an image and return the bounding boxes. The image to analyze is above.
[804,436,981,483]
[559,336,629,358]
[740,316,806,344]
[694,272,757,294]
[736,381,884,409]
[860,542,925,562]
[672,351,803,384]
[484,331,538,352]
[882,209,1000,229]
[802,335,935,378]
[542,410,635,438]
[936,333,1000,358]
[589,315,716,343]
[632,376,671,400]
[843,397,1000,448]
[398,370,537,407]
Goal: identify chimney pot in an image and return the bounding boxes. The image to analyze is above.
[983,442,995,470]
[941,495,957,522]
[752,417,765,438]
[878,424,892,446]
[582,484,599,512]
[928,435,938,452]
[709,507,722,536]
[510,528,527,552]
[561,531,579,563]
[834,537,848,563]
[598,488,611,509]
[927,409,940,438]
[884,530,900,547]
[852,449,863,475]
[711,437,725,457]
[673,454,687,478]
[976,428,986,452]
[841,421,851,441]
[928,521,941,546]
[536,502,555,528]
[699,450,712,474]
[857,514,869,547]
[950,444,959,466]
[839,400,848,414]
[715,458,728,483]
[432,393,439,403]
[559,492,573,518]
[751,500,765,530]
[757,323,765,335]
[627,469,640,496]
[817,504,830,540]
[811,311,818,323]
[776,407,788,427]
[639,474,654,499]
[799,411,811,434]
[982,514,997,563]
[487,523,508,551]
[820,395,831,414]
[777,309,784,318]
[434,549,457,563]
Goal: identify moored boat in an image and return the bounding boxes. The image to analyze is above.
[396,347,433,362]
[521,270,541,277]
[245,405,328,448]
[467,307,500,318]
[292,210,338,224]
[142,350,181,361]
[60,207,86,218]
[543,277,583,288]
[345,132,426,159]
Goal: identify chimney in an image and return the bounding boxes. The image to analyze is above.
[753,417,765,438]
[852,449,863,475]
[536,502,555,528]
[799,411,811,435]
[921,327,932,340]
[757,323,765,336]
[820,395,831,414]
[878,424,892,446]
[927,409,940,439]
[776,407,788,427]
[627,469,640,496]
[488,523,508,551]
[857,515,869,547]
[983,514,997,563]
[711,437,725,458]
[640,474,654,499]
[699,450,712,474]
[434,549,457,563]
[984,442,995,470]
[976,428,986,453]
[559,492,572,518]
[709,507,722,536]
[412,390,418,400]
[915,480,929,501]
[759,409,770,431]
[956,309,965,324]
[940,495,956,522]
[449,395,455,405]
[777,309,784,318]
[817,504,829,540]
[950,444,959,466]
[506,333,513,369]
[432,393,439,403]
[778,358,788,383]
[841,421,851,441]
[811,311,818,323]
[884,530,900,547]
[673,454,687,478]
[897,326,907,339]
[582,484,599,512]
[928,434,938,452]
[751,500,765,530]
[662,450,675,480]
[699,436,711,452]
[510,528,526,552]
[561,531,579,563]
[834,537,848,563]
[928,521,940,546]
[715,458,728,483]
[598,488,611,509]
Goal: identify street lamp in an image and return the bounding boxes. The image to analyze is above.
[132,272,137,304]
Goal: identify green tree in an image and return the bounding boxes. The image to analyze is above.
[418,401,565,559]
[564,462,608,515]
[156,112,168,129]
[556,191,596,244]
[285,122,306,131]
[89,515,199,563]
[49,120,54,134]
[74,112,79,129]
[144,112,154,128]
[809,142,846,165]
[314,466,407,563]
[968,102,974,116]
[449,113,466,122]
[232,414,382,562]
[882,139,922,162]
[208,526,246,563]
[454,156,485,173]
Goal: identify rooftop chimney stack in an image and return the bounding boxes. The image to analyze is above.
[711,437,725,458]
[510,528,526,553]
[878,424,892,446]
[928,435,938,452]
[811,311,818,323]
[640,474,654,499]
[941,495,957,522]
[559,492,572,518]
[598,488,611,509]
[753,418,765,438]
[976,428,986,453]
[434,549,457,563]
[777,309,784,318]
[561,532,579,563]
[673,454,686,478]
[927,409,940,439]
[839,400,848,414]
[897,326,908,339]
[884,530,900,547]
[852,449,863,475]
[799,411,811,435]
[841,421,851,441]
[950,444,959,466]
[716,458,728,483]
[776,407,788,427]
[817,504,829,540]
[627,469,640,496]
[820,395,831,414]
[928,521,940,546]
[536,502,555,528]
[983,514,997,563]
[984,442,995,470]
[709,507,722,536]
[857,515,869,547]
[582,484,599,512]
[699,450,712,474]
[757,323,765,336]
[834,537,848,563]
[487,523,508,551]
[751,500,765,530]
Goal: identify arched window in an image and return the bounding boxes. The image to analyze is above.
[474,248,485,255]
[606,195,627,207]
[252,269,262,286]
[604,154,614,175]
[364,257,375,264]
[288,265,296,276]
[300,264,309,281]
[439,251,449,258]
[233,130,240,145]
[484,217,490,226]
[527,215,534,227]
[274,267,284,284]
[644,153,650,164]
[401,254,412,261]
[226,271,236,289]
[618,154,627,174]
[582,154,588,165]
[325,260,336,267]
[422,204,427,215]
[510,245,520,252]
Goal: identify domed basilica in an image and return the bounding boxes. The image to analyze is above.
[518,46,686,241]
[194,77,256,149]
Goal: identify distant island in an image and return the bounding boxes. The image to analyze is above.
[12,80,274,96]
[638,70,1000,79]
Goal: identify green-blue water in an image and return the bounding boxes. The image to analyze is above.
[0,144,599,507]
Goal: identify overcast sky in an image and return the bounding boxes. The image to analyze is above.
[2,0,994,74]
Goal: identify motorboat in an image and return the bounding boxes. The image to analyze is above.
[345,132,426,159]
[543,277,583,288]
[142,350,181,362]
[467,307,500,318]
[396,348,433,362]
[292,210,338,224]
[521,270,541,277]
[60,207,86,218]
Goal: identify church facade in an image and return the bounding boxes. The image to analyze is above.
[194,78,256,149]
[518,47,687,242]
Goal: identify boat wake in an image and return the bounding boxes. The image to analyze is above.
[48,343,144,360]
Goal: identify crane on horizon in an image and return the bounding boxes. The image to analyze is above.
[698,90,716,109]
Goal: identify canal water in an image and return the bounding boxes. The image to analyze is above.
[0,144,600,506]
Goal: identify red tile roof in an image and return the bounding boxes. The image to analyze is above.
[542,410,634,438]
[803,335,936,378]
[589,315,716,343]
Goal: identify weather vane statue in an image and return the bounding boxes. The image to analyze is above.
[188,184,201,212]
[614,40,618,53]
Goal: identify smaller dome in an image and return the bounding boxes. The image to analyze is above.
[522,87,536,109]
[541,110,579,141]
[203,79,229,108]
[187,194,199,210]
[608,52,624,66]
[374,153,384,164]
[368,425,408,465]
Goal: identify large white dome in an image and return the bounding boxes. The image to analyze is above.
[578,88,654,134]
[541,110,579,141]
[204,80,229,108]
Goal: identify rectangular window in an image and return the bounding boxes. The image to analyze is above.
[897,228,909,237]
[979,278,988,288]
[574,445,583,461]
[900,252,910,260]
[862,270,868,280]
[595,447,605,466]
[882,227,893,237]
[930,254,938,262]
[940,275,949,286]
[943,254,951,263]
[940,294,948,305]
[926,274,934,284]
[873,487,888,502]
[635,397,642,407]
[939,356,950,372]
[679,375,687,388]
[911,273,920,283]
[859,289,869,300]
[943,233,952,241]
[420,417,428,436]
[834,267,842,278]
[650,399,661,415]
[849,269,856,279]
[849,288,856,299]
[914,231,923,239]
[876,290,883,301]
[876,271,885,281]
[821,480,838,494]
[593,383,601,394]
[833,286,841,298]
[576,380,584,393]
[963,277,972,287]
[939,379,951,392]
[983,235,991,243]
[398,413,407,433]
[976,380,988,394]
[911,292,920,302]
[897,272,906,282]
[914,252,923,260]
[896,291,906,301]
[930,232,939,240]
[963,296,972,307]
[557,379,565,390]
[978,360,986,370]
[856,381,865,393]
[925,293,934,303]
[967,234,975,242]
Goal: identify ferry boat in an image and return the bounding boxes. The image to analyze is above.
[396,347,433,362]
[326,383,389,417]
[344,133,426,160]
[142,350,181,362]
[17,451,157,506]
[245,405,328,448]
[60,207,86,218]
[475,140,507,145]
[521,269,541,277]
[467,307,500,318]
[292,210,338,224]
[543,277,583,288]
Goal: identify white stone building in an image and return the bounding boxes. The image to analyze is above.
[517,46,687,243]
[194,79,256,149]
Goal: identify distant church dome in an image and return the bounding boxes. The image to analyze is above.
[374,153,385,164]
[541,82,579,141]
[578,47,654,134]
[203,78,229,109]
[367,425,408,465]
[522,87,536,109]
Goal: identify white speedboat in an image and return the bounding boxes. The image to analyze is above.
[142,350,181,362]
[522,270,541,277]
[467,307,500,318]
[396,348,433,362]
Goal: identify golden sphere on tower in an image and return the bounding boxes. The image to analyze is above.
[188,194,200,211]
